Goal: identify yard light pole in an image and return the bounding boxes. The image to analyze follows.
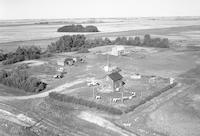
[93,86,95,99]
[121,91,124,103]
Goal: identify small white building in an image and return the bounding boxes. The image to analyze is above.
[111,46,125,56]
[170,77,175,84]
[131,73,141,79]
[57,67,64,72]
[103,65,110,72]
[103,65,121,73]
[57,61,65,66]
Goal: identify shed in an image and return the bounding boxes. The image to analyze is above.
[131,73,141,79]
[107,72,124,91]
[64,58,74,66]
[111,46,125,56]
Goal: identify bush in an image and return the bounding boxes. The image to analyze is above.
[47,35,86,53]
[112,35,169,48]
[77,48,90,53]
[113,37,128,45]
[2,55,25,65]
[40,51,53,58]
[0,53,7,61]
[142,34,169,48]
[84,38,111,48]
[47,34,169,54]
[85,25,99,32]
[2,46,42,65]
[15,64,29,70]
[49,92,123,115]
[0,69,47,93]
[57,25,99,32]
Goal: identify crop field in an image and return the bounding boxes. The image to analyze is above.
[2,18,200,52]
[1,18,200,43]
[1,17,200,136]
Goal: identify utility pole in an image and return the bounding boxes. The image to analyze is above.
[121,91,124,103]
[93,86,95,99]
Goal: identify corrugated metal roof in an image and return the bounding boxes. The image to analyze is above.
[108,72,123,81]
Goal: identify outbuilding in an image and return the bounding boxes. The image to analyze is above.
[107,72,125,91]
[64,58,74,66]
[111,46,125,56]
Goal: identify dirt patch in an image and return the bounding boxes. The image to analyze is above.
[146,85,200,136]
[147,101,200,136]
[78,111,136,136]
[0,109,35,127]
[20,60,46,67]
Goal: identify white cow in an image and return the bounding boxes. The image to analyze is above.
[128,92,136,99]
[116,88,120,92]
[112,98,121,102]
[95,95,101,100]
[122,97,129,102]
[131,92,136,96]
[170,78,175,84]
[123,123,131,127]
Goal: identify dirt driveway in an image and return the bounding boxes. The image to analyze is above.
[0,78,87,101]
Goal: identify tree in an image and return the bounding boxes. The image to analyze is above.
[47,35,86,53]
[160,38,169,48]
[104,37,112,45]
[114,37,128,45]
[143,34,152,46]
[134,37,141,46]
[127,37,135,45]
[57,25,99,32]
[0,53,6,61]
[85,25,99,32]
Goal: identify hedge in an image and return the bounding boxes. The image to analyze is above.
[49,92,123,115]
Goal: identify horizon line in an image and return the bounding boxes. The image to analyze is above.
[1,15,200,21]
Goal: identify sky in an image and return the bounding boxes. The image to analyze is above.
[0,0,200,20]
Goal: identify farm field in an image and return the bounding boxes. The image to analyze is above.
[2,17,200,52]
[1,17,200,136]
[1,17,200,43]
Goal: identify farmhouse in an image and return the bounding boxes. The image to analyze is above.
[107,72,125,91]
[111,46,125,56]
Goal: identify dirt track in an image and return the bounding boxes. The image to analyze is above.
[78,111,137,136]
[0,78,87,101]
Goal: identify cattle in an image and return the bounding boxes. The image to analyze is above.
[129,92,136,99]
[112,98,121,102]
[122,97,129,102]
[131,92,136,96]
[95,95,101,100]
[123,123,131,127]
[116,88,120,92]
[170,78,175,84]
[87,81,100,87]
